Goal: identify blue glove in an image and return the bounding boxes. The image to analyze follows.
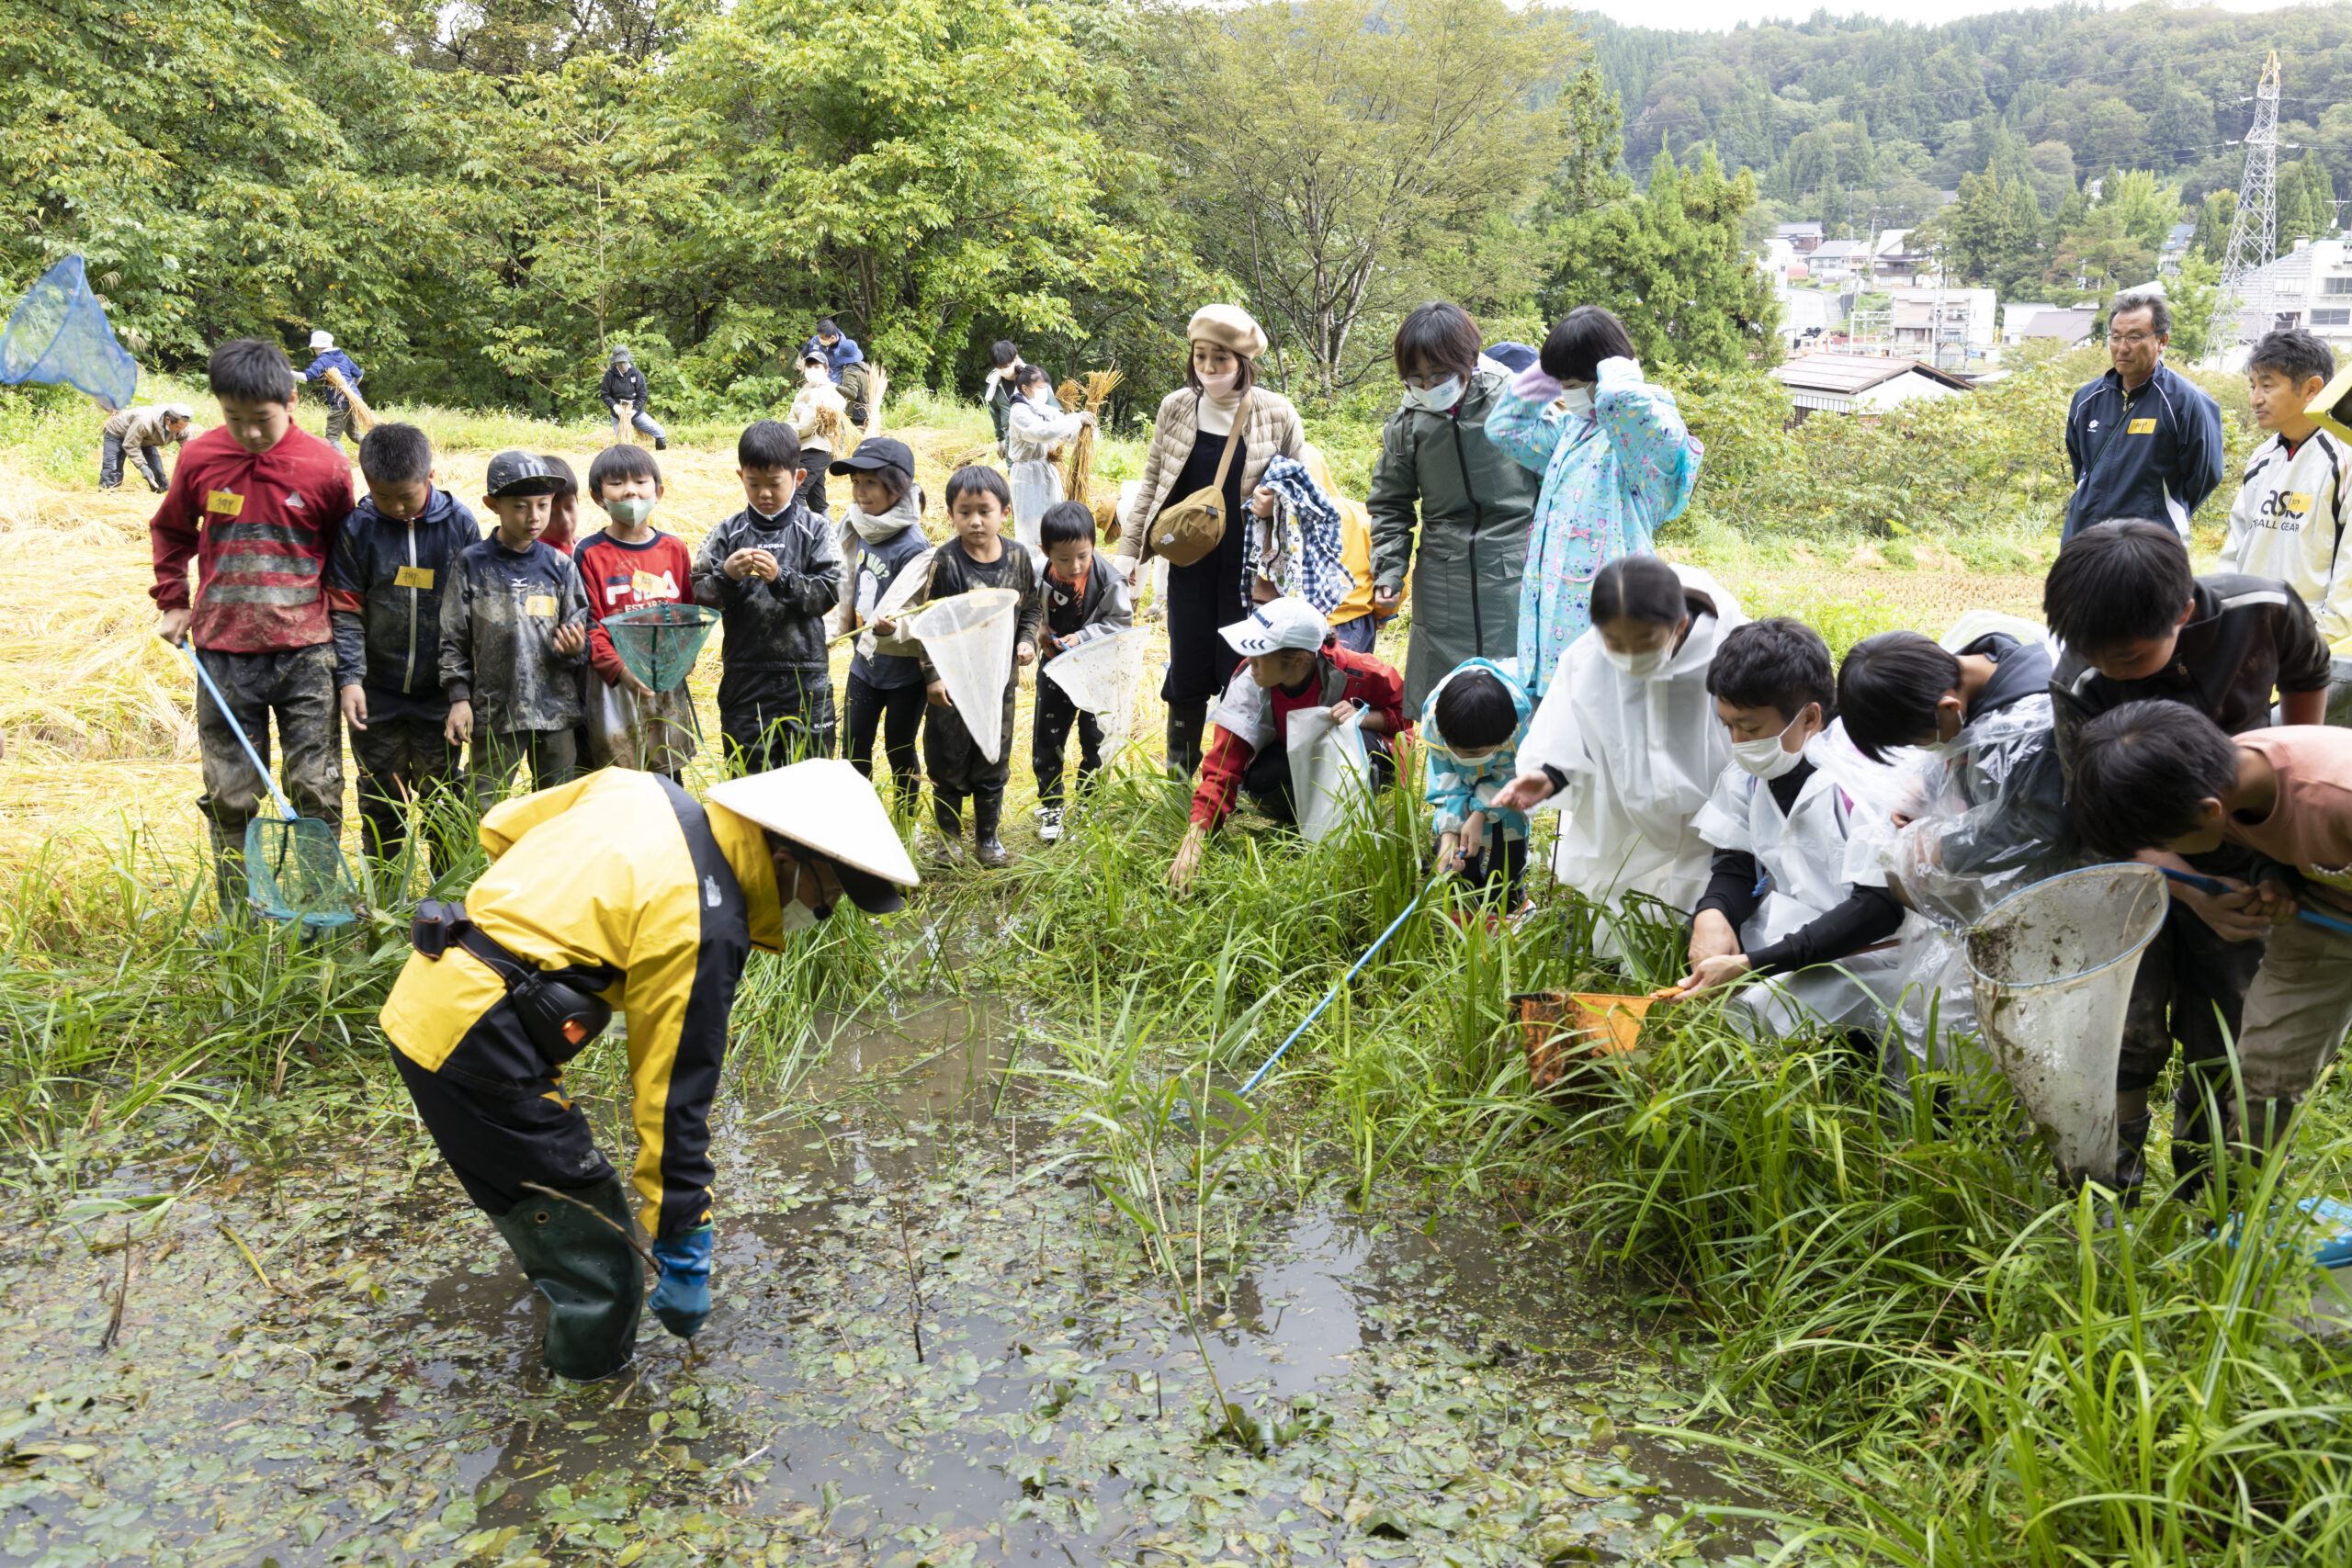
[649,1224,714,1337]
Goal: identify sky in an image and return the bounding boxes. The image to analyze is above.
[1572,0,2314,35]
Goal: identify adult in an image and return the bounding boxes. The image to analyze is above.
[382,760,918,1382]
[805,319,865,384]
[99,402,192,492]
[295,331,365,452]
[1365,302,1541,710]
[984,341,1062,455]
[1114,304,1307,774]
[601,346,667,450]
[2061,285,2223,543]
[789,352,849,519]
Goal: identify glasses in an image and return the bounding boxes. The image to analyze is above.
[2111,332,2162,347]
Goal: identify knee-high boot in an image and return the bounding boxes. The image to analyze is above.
[1166,698,1209,779]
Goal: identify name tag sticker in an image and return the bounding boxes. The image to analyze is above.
[2288,492,2313,515]
[525,594,558,616]
[205,490,244,516]
[393,565,435,590]
[2128,418,2157,434]
[631,570,664,598]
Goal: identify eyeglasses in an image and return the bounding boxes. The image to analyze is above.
[2111,332,2162,347]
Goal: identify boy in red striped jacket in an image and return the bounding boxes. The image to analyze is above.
[574,445,699,779]
[150,339,356,921]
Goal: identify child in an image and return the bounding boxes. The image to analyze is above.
[1168,597,1407,890]
[538,453,582,557]
[840,438,933,814]
[2220,327,2352,670]
[100,402,193,491]
[789,352,849,520]
[692,421,843,772]
[442,450,591,807]
[1677,619,1907,1043]
[150,339,355,920]
[2069,702,2352,1186]
[1422,658,1532,907]
[1495,557,1747,924]
[2045,518,2334,1200]
[326,422,481,866]
[1004,365,1092,557]
[1033,499,1134,841]
[294,330,364,452]
[575,445,698,778]
[899,467,1040,867]
[602,346,667,450]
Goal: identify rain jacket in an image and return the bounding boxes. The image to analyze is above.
[691,500,843,672]
[1486,358,1702,694]
[1005,393,1086,551]
[2061,361,2224,541]
[1420,656,1532,843]
[325,486,482,716]
[439,537,592,734]
[299,349,363,411]
[1366,367,1542,711]
[379,767,789,1238]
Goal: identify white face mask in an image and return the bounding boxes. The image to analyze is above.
[604,495,655,528]
[777,863,831,933]
[1406,378,1463,412]
[1197,367,1240,400]
[1602,644,1667,680]
[1730,714,1807,780]
[1560,387,1595,417]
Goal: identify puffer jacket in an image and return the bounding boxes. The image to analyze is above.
[325,487,482,709]
[1420,655,1533,842]
[1114,386,1306,568]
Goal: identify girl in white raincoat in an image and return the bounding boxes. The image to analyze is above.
[1500,557,1746,930]
[1003,365,1092,557]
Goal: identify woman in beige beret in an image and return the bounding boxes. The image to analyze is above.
[1114,304,1306,775]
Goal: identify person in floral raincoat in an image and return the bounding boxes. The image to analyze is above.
[1485,306,1702,694]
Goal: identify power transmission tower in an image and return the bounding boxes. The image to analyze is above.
[2207,51,2283,360]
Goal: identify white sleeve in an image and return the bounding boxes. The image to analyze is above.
[1516,645,1589,793]
[1692,766,1752,852]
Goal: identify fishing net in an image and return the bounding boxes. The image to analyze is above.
[244,816,363,931]
[602,604,720,693]
[1,256,140,411]
[905,588,1019,761]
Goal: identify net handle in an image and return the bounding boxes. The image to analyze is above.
[179,641,299,821]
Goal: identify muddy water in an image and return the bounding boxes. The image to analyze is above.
[0,1003,1775,1566]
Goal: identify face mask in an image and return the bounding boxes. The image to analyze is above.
[780,861,832,932]
[1406,378,1463,412]
[1560,387,1595,417]
[1730,715,1806,780]
[1602,644,1666,679]
[1921,733,1970,761]
[1197,368,1240,400]
[605,495,654,527]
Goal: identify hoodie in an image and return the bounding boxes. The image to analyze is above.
[1420,656,1533,842]
[325,486,482,716]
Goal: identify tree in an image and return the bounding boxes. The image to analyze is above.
[2190,190,2236,263]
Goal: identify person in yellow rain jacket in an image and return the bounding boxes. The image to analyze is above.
[381,760,917,1381]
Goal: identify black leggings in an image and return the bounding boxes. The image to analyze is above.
[845,672,924,807]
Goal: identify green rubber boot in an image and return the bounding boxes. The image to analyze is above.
[491,1175,645,1382]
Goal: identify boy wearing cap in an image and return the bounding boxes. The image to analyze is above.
[382,758,919,1382]
[692,421,843,771]
[325,423,482,867]
[1168,596,1408,889]
[294,331,365,452]
[602,346,667,450]
[442,450,593,807]
[100,402,194,491]
[151,338,355,921]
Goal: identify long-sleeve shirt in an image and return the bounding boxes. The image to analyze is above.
[298,349,364,410]
[2061,361,2224,541]
[148,423,355,653]
[1041,558,1134,654]
[325,486,481,716]
[691,501,842,671]
[103,406,191,451]
[906,537,1042,684]
[1193,644,1408,831]
[1420,656,1532,842]
[438,537,591,733]
[575,528,696,687]
[2219,427,2352,649]
[600,363,650,413]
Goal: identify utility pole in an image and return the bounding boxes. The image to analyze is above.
[2208,51,2283,361]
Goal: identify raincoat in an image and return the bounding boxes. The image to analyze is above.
[1365,367,1541,712]
[1420,656,1532,845]
[1518,565,1746,917]
[1486,357,1703,694]
[1004,394,1086,554]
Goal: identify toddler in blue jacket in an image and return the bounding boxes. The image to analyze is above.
[1421,657,1533,908]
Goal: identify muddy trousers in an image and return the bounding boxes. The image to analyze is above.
[2114,902,2267,1201]
[349,709,460,869]
[926,679,1014,840]
[468,728,578,815]
[1032,677,1102,809]
[193,645,345,923]
[718,666,836,773]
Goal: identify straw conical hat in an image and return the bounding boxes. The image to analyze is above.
[707,760,919,890]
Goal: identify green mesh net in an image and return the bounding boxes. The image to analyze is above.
[244,816,363,931]
[602,604,720,693]
[2,256,140,411]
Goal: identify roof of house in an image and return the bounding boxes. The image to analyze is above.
[2164,222,2195,249]
[1874,229,1913,255]
[1770,352,1973,395]
[1812,240,1863,260]
[2018,305,2099,341]
[1777,221,1825,238]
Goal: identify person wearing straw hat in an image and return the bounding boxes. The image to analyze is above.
[382,759,918,1382]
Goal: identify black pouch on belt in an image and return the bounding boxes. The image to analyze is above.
[410,900,620,1062]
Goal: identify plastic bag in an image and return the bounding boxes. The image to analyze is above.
[1,256,140,411]
[1285,706,1372,844]
[1878,694,2082,930]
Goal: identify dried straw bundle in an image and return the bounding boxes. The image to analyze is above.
[1091,495,1123,545]
[1061,368,1123,510]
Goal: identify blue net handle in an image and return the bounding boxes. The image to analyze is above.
[1,256,139,411]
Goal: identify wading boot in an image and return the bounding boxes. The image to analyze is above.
[1166,698,1209,779]
[491,1174,644,1382]
[2113,1112,2153,1210]
[929,797,965,867]
[973,792,1010,867]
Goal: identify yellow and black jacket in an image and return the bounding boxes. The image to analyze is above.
[382,769,786,1237]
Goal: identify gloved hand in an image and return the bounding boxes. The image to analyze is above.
[649,1224,714,1337]
[1508,362,1564,403]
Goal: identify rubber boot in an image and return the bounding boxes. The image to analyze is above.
[2113,1112,2152,1210]
[973,790,1009,867]
[931,795,965,866]
[1166,698,1209,779]
[490,1174,644,1382]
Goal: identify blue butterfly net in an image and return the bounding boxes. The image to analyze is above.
[1,256,139,412]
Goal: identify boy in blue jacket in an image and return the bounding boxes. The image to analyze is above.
[1422,657,1533,907]
[326,423,482,867]
[296,330,365,452]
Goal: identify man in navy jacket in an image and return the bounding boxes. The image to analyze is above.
[2061,287,2224,543]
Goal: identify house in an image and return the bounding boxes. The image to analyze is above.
[1770,352,1973,421]
[1888,288,1996,365]
[1809,240,1863,283]
[2003,302,2058,344]
[1872,230,1928,285]
[2018,305,2099,347]
[2213,239,2352,367]
[2159,222,2196,276]
[1776,221,1825,255]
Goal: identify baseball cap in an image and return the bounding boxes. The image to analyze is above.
[485,448,564,498]
[1221,597,1329,657]
[830,435,915,479]
[609,344,632,362]
[309,330,334,350]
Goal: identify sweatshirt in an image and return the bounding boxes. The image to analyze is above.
[2219,427,2352,649]
[149,423,356,653]
[575,527,696,687]
[325,486,481,716]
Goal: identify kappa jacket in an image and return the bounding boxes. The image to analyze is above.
[325,486,481,716]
